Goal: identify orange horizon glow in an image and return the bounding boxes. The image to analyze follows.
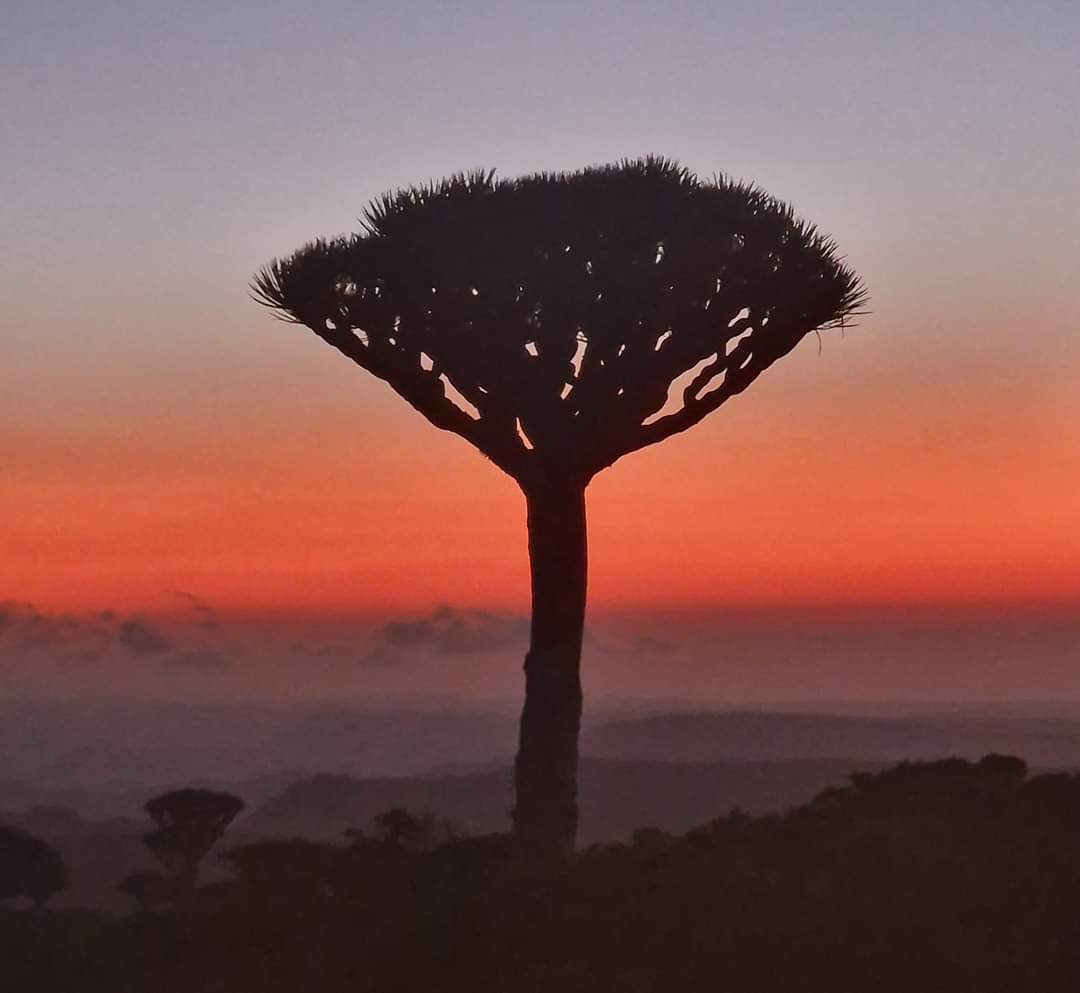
[5,1,1080,651]
[6,311,1078,620]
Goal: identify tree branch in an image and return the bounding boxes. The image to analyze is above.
[317,326,531,479]
[589,334,763,475]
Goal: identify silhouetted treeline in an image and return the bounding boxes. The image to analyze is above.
[6,756,1080,991]
[0,823,67,908]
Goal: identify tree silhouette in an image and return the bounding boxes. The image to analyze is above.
[253,157,865,853]
[0,824,68,909]
[141,788,245,895]
[345,807,454,853]
[117,869,174,912]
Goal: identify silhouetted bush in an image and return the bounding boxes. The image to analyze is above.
[0,823,68,908]
[15,757,1080,992]
[346,807,457,853]
[117,870,174,911]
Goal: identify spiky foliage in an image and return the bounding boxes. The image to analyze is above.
[253,157,864,482]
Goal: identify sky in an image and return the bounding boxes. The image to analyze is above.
[2,1,1079,703]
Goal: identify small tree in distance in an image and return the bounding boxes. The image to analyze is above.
[141,788,245,896]
[254,157,865,854]
[346,808,454,853]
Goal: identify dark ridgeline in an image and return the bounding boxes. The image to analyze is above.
[253,157,865,853]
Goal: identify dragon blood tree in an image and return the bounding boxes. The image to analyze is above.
[142,789,245,895]
[253,157,865,854]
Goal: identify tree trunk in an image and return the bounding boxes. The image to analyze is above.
[513,475,588,855]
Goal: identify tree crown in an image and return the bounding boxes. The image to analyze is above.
[144,789,245,832]
[0,824,68,906]
[254,157,865,483]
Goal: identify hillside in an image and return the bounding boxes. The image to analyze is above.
[583,711,1080,766]
[242,757,881,844]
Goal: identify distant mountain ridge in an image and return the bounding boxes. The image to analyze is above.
[0,770,304,822]
[242,757,883,844]
[0,701,518,793]
[4,756,883,909]
[582,711,1080,767]
[7,702,1080,808]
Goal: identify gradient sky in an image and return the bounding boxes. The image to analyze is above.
[2,2,1079,701]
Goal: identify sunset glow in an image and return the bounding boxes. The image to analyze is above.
[3,0,1077,657]
[6,308,1078,618]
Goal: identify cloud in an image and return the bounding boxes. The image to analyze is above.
[380,605,528,656]
[359,645,405,668]
[0,600,38,635]
[118,617,173,656]
[315,643,352,659]
[0,601,112,661]
[164,648,229,671]
[1,599,241,677]
[634,636,674,655]
[596,633,677,657]
[384,619,436,647]
[170,590,221,630]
